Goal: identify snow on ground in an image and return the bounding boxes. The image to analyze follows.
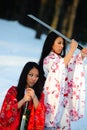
[0,18,87,130]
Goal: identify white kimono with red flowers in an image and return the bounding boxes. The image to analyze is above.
[43,51,85,129]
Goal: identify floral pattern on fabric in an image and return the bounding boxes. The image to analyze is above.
[43,51,85,129]
[0,86,45,130]
[0,86,20,130]
[28,93,45,130]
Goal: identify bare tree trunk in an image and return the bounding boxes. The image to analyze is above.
[60,0,79,39]
[66,0,80,38]
[60,2,71,35]
[35,0,47,38]
[51,0,63,29]
[35,0,54,38]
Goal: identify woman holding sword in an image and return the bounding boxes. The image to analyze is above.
[38,31,87,130]
[0,61,45,130]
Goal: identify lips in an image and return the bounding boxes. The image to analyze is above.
[29,82,36,86]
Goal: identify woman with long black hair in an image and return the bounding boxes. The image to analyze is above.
[0,61,45,130]
[39,31,87,130]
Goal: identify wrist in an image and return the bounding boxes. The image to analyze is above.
[22,98,26,104]
[33,94,36,100]
[69,49,75,53]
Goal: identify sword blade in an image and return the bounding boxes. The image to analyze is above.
[28,14,83,50]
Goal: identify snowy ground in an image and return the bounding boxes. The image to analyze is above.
[0,18,87,130]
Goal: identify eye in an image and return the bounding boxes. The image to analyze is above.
[28,73,33,77]
[28,73,39,78]
[34,74,39,78]
[57,41,61,44]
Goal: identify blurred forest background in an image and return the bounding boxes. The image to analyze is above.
[0,0,87,45]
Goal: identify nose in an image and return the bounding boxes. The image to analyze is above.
[60,43,64,48]
[32,76,37,81]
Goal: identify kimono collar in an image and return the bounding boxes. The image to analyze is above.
[49,51,61,59]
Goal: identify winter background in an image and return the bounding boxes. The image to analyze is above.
[0,18,87,130]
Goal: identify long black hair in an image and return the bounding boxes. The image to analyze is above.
[17,61,43,101]
[38,31,66,83]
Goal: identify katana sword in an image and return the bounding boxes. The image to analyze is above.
[20,102,29,130]
[28,14,83,50]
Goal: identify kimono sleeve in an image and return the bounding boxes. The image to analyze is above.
[0,86,19,126]
[28,93,45,130]
[67,53,86,121]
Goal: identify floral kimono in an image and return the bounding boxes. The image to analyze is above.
[0,86,45,130]
[43,51,86,130]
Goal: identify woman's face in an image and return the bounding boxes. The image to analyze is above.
[52,37,64,55]
[26,67,39,88]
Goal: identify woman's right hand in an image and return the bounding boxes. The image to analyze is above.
[64,39,78,66]
[70,39,78,52]
[18,91,31,109]
[23,89,31,102]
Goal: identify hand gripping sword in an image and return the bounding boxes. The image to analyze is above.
[28,14,83,50]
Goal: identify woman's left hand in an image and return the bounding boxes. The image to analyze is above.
[26,87,36,99]
[81,48,87,59]
[26,88,39,109]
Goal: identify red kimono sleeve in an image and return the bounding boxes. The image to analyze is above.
[28,93,46,130]
[0,86,19,127]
